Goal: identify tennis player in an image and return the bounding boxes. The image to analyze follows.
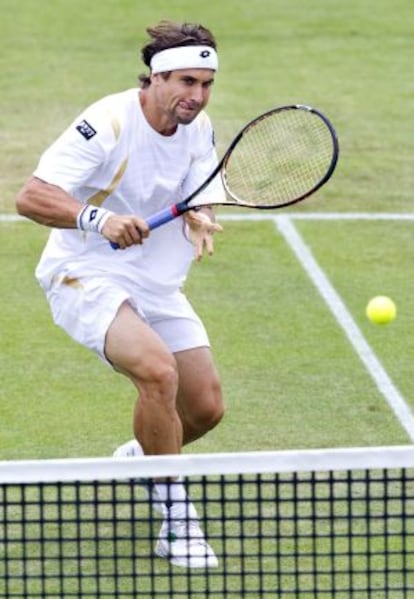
[16,20,225,569]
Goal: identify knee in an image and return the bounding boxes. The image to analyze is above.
[132,356,179,404]
[151,362,179,397]
[196,400,225,436]
[205,398,225,431]
[193,381,226,432]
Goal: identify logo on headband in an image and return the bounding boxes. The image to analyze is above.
[200,50,211,58]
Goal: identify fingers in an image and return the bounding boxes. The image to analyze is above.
[194,233,214,261]
[185,212,223,260]
[210,222,223,234]
[102,215,150,249]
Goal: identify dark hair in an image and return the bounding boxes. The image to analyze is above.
[138,21,217,88]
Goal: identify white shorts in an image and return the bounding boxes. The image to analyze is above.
[45,274,210,365]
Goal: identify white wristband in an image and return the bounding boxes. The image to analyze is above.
[76,205,114,234]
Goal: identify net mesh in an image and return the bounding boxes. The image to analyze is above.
[0,447,413,598]
[223,106,337,207]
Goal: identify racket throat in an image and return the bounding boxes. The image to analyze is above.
[172,202,187,218]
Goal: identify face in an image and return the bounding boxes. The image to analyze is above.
[152,69,215,126]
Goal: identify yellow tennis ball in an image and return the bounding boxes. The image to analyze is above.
[366,296,396,325]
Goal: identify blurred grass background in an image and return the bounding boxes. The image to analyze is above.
[0,0,413,458]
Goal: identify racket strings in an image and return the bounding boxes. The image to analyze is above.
[224,109,335,207]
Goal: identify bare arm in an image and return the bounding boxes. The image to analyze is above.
[16,177,149,248]
[16,176,81,228]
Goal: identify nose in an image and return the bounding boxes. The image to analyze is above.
[190,84,206,104]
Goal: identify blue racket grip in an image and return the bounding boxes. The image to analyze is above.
[109,204,184,250]
[146,205,180,229]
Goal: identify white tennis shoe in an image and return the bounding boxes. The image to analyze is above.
[113,439,218,568]
[113,439,144,459]
[155,503,218,569]
[112,439,166,515]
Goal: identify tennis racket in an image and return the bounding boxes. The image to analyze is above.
[110,104,338,248]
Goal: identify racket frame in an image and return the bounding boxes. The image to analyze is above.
[220,104,339,209]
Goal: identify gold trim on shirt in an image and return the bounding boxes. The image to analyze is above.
[86,157,128,207]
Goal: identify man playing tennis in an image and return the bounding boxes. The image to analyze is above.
[16,20,224,569]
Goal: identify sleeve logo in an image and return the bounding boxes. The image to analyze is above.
[76,120,97,140]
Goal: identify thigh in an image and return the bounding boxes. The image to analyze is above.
[104,301,175,382]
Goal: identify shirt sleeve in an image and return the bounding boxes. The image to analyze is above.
[33,101,118,195]
[182,112,226,206]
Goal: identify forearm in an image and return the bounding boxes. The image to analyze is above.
[16,175,149,248]
[16,177,81,228]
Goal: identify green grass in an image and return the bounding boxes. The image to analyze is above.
[1,0,413,457]
[1,3,414,596]
[1,0,413,212]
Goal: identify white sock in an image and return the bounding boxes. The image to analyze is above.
[154,479,198,519]
[155,478,187,506]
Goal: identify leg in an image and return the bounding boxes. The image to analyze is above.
[48,277,216,566]
[106,301,221,567]
[156,348,222,568]
[105,301,182,455]
[174,347,225,446]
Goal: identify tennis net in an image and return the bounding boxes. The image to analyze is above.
[0,445,413,598]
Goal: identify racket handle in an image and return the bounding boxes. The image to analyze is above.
[109,203,186,250]
[146,205,181,230]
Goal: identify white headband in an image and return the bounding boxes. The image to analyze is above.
[150,45,218,74]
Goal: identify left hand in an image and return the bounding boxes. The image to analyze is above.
[184,208,223,261]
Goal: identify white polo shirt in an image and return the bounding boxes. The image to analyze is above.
[34,88,224,294]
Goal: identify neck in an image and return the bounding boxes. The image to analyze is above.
[139,89,177,136]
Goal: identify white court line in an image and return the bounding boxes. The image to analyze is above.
[218,212,414,222]
[273,215,414,442]
[3,212,414,222]
[2,210,414,439]
[0,214,25,221]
